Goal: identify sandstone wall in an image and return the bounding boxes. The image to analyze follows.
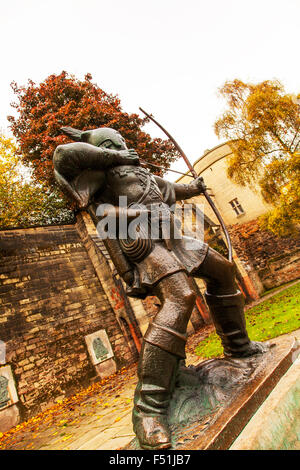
[229,220,300,290]
[0,224,134,419]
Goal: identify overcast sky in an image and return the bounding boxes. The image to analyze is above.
[0,0,299,180]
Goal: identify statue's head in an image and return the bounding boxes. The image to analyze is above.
[60,126,128,150]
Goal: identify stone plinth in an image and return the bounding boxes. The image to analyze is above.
[230,352,300,450]
[125,336,299,450]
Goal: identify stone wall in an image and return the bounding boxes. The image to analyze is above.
[0,224,135,421]
[229,220,300,290]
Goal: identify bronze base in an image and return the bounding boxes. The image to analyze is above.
[124,336,299,450]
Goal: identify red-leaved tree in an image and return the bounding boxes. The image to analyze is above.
[8,71,178,187]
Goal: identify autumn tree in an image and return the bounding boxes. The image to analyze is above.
[0,135,73,228]
[214,79,300,236]
[8,71,178,187]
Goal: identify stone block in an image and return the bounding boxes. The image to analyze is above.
[0,404,20,433]
[230,348,300,450]
[95,358,117,380]
[0,341,5,365]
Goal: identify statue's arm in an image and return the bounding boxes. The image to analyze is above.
[53,143,139,208]
[53,142,139,178]
[154,175,206,202]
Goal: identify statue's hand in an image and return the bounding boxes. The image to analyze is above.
[116,149,140,166]
[122,269,135,286]
[189,176,207,194]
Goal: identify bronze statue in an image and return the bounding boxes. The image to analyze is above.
[53,127,267,450]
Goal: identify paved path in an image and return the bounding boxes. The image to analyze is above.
[0,324,214,451]
[0,281,299,451]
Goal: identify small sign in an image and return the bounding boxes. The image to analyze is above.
[0,366,19,410]
[84,330,114,365]
[93,337,109,362]
[0,376,9,409]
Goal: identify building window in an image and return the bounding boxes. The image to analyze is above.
[229,198,245,216]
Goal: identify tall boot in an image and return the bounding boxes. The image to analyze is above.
[132,322,187,450]
[204,290,268,358]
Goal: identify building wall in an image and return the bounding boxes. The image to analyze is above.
[0,224,135,420]
[228,220,300,290]
[176,143,273,226]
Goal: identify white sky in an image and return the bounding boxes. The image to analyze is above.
[0,0,299,180]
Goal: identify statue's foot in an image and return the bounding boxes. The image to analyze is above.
[225,341,271,358]
[134,415,171,450]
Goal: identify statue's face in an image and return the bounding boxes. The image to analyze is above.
[99,132,127,151]
[83,128,128,150]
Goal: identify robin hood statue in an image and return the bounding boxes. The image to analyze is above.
[53,126,267,450]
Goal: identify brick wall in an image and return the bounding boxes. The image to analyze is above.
[229,220,300,290]
[0,225,134,419]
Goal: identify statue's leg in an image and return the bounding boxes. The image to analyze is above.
[133,271,196,450]
[194,247,268,358]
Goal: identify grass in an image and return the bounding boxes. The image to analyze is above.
[194,281,300,359]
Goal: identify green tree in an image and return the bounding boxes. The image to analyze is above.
[8,71,178,187]
[0,135,73,228]
[214,79,300,236]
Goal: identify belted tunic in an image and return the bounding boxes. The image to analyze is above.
[53,143,208,298]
